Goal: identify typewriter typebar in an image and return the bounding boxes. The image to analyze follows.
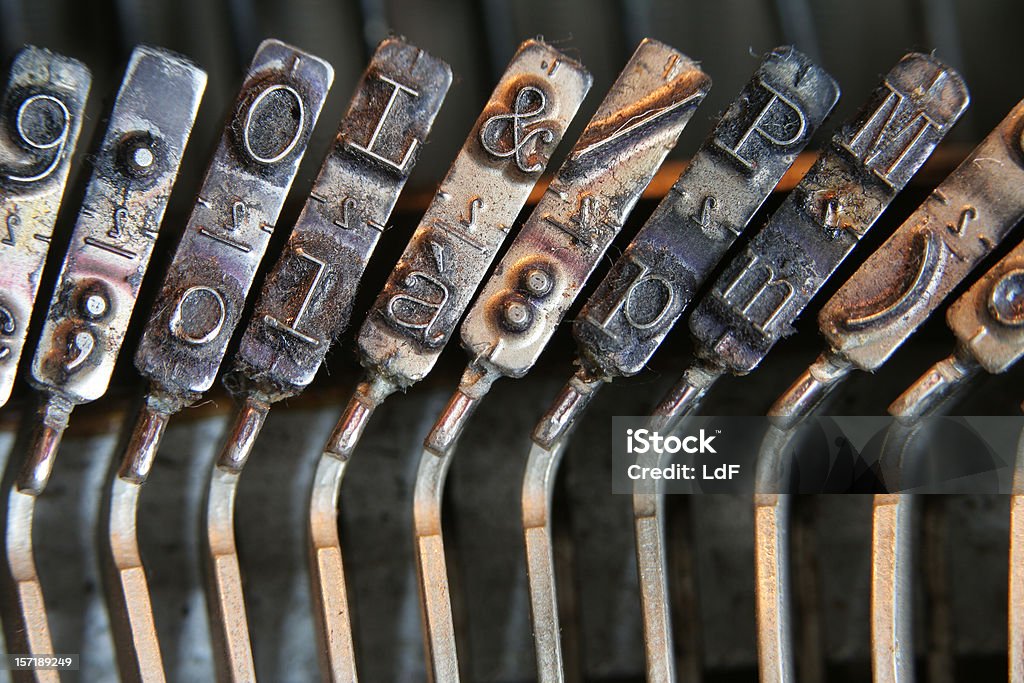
[891,235,1024,418]
[102,40,331,682]
[343,40,593,421]
[309,39,590,683]
[522,46,839,683]
[531,46,840,451]
[755,98,1024,682]
[0,46,202,681]
[230,39,452,403]
[25,47,206,462]
[132,41,333,411]
[207,38,451,683]
[415,38,710,683]
[650,52,969,430]
[772,98,1024,424]
[574,47,839,383]
[429,38,711,451]
[884,233,1024,683]
[0,47,90,408]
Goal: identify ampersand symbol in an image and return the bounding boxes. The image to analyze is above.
[479,85,558,173]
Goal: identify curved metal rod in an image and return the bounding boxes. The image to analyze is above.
[308,451,358,683]
[1,399,72,683]
[767,351,854,430]
[413,444,460,682]
[202,396,268,682]
[522,436,569,683]
[2,489,58,683]
[101,402,169,682]
[411,369,499,683]
[307,376,396,682]
[648,363,722,434]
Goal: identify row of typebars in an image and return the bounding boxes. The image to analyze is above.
[0,28,1020,683]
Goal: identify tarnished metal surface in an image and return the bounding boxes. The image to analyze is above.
[204,39,450,683]
[651,53,969,426]
[516,46,839,683]
[16,44,205,493]
[759,96,1024,683]
[889,233,1024,420]
[458,39,709,385]
[573,46,838,383]
[425,39,711,453]
[0,47,203,683]
[350,40,592,401]
[101,41,331,683]
[0,48,90,408]
[772,98,1024,422]
[230,38,452,403]
[30,48,206,409]
[413,39,711,683]
[941,236,1024,376]
[309,39,590,683]
[133,40,333,408]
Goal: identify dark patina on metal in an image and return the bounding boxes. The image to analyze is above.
[574,46,839,381]
[691,53,968,378]
[0,47,91,408]
[132,40,333,412]
[229,39,452,403]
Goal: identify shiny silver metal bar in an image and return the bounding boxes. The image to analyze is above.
[0,47,90,409]
[1,47,204,683]
[650,52,969,432]
[762,98,1024,683]
[101,41,331,682]
[201,38,450,683]
[871,492,916,682]
[416,39,712,682]
[310,40,590,683]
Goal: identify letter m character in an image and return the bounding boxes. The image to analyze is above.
[839,58,965,189]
